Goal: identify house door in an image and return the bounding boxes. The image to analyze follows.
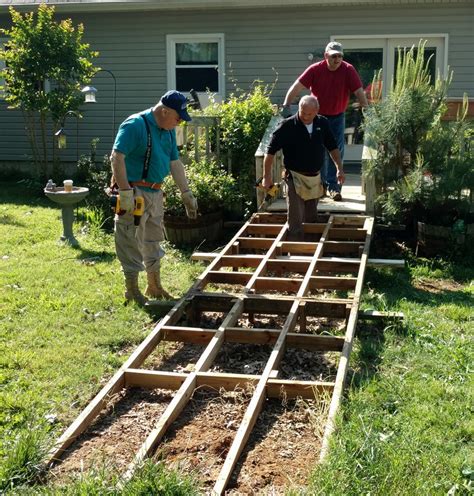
[334,35,448,162]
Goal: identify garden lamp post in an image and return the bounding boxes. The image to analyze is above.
[81,69,117,144]
[54,110,80,161]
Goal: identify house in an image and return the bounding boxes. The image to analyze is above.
[0,0,472,170]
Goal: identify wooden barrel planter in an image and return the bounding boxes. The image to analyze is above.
[416,221,466,257]
[164,211,223,246]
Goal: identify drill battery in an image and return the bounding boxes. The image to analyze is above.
[256,177,280,210]
[110,194,145,226]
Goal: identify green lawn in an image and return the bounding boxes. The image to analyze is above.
[1,182,473,494]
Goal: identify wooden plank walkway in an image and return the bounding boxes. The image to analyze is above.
[47,211,374,495]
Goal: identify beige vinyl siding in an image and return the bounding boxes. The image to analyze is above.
[0,1,472,164]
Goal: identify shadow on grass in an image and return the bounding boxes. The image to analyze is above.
[72,245,116,263]
[365,266,473,308]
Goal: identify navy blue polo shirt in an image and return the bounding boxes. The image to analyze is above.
[266,114,337,174]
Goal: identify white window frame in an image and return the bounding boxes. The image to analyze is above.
[331,34,448,96]
[166,33,225,104]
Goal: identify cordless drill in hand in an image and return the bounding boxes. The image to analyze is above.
[110,194,145,226]
[256,177,280,211]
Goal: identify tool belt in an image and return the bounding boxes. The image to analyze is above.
[130,180,162,190]
[287,169,324,200]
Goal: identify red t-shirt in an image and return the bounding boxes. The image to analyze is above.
[298,60,362,116]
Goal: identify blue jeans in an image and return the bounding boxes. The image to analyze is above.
[321,112,345,193]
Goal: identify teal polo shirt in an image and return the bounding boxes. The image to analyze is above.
[113,108,179,191]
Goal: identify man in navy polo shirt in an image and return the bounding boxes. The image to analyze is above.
[263,95,343,240]
[111,90,198,304]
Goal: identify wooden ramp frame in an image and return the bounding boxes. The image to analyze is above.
[48,212,374,495]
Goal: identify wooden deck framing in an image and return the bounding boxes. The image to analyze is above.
[48,212,375,495]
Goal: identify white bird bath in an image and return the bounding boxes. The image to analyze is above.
[44,186,89,246]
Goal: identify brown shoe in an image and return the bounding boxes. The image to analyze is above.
[329,191,342,201]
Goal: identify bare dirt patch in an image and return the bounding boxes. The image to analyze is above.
[49,387,173,484]
[413,278,463,293]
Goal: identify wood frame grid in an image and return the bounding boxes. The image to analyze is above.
[48,212,374,495]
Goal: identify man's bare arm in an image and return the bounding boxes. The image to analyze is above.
[283,81,306,107]
[110,150,131,190]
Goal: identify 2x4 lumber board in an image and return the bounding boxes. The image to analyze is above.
[214,298,301,495]
[207,271,252,285]
[298,216,334,298]
[266,258,310,273]
[125,299,245,481]
[323,241,363,255]
[198,372,335,399]
[309,276,357,291]
[320,216,375,462]
[218,254,264,268]
[126,369,335,400]
[246,223,286,236]
[245,222,289,292]
[162,326,215,344]
[279,241,319,254]
[191,252,404,270]
[125,369,186,390]
[161,325,344,349]
[215,220,334,494]
[254,276,302,292]
[223,328,345,351]
[47,296,189,465]
[236,237,274,250]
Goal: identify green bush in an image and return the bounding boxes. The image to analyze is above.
[203,83,275,214]
[163,159,242,217]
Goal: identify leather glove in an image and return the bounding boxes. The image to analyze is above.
[181,190,198,219]
[280,105,293,118]
[119,189,134,214]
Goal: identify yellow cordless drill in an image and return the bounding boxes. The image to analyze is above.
[110,194,145,226]
[256,177,280,211]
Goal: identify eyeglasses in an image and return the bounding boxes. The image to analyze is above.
[330,54,343,59]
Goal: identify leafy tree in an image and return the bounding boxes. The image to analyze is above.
[0,4,98,179]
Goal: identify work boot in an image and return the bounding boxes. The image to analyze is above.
[124,274,148,306]
[145,271,173,300]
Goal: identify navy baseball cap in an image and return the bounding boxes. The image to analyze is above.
[160,90,192,122]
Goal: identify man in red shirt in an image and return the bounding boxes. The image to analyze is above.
[282,41,368,201]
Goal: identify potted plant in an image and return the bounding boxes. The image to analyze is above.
[162,158,242,246]
[362,42,473,256]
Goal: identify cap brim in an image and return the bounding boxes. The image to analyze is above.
[327,50,343,55]
[179,109,192,122]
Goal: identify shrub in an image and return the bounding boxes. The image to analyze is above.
[163,159,242,217]
[203,83,275,213]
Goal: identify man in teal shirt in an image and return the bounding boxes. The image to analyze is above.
[111,90,198,304]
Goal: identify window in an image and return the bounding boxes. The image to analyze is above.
[167,34,225,104]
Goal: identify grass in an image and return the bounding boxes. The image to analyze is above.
[1,181,473,494]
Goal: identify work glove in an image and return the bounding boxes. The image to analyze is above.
[280,105,293,118]
[181,190,198,219]
[119,189,134,214]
